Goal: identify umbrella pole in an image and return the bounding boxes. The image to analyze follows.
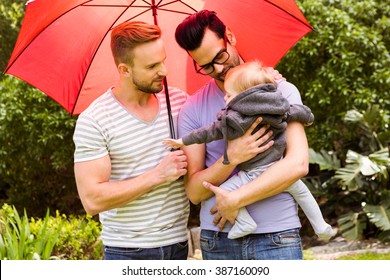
[152,1,176,139]
[163,77,176,139]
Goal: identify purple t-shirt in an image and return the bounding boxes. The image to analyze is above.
[178,79,302,233]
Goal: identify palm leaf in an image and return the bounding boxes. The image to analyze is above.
[369,148,390,166]
[334,164,360,190]
[363,201,390,231]
[344,109,365,125]
[345,105,382,136]
[334,150,384,190]
[347,150,381,176]
[338,212,366,241]
[369,148,390,181]
[309,148,340,170]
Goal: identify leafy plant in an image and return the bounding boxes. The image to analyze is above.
[308,105,390,241]
[51,213,102,260]
[0,204,62,260]
[0,204,102,260]
[279,0,390,152]
[363,201,390,241]
[338,212,367,241]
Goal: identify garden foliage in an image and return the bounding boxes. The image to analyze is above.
[0,204,102,260]
[307,106,390,241]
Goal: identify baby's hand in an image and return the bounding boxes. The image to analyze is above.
[162,138,184,149]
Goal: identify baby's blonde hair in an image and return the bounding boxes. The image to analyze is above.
[225,60,275,94]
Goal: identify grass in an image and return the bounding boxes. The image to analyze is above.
[337,252,390,260]
[303,250,390,260]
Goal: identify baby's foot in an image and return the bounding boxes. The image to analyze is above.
[317,226,337,241]
[228,208,257,239]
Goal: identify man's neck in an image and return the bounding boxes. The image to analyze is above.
[113,85,158,122]
[215,79,226,93]
[114,83,151,106]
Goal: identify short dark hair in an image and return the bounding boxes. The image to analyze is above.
[175,10,226,51]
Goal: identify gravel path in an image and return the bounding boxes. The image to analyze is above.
[304,237,390,260]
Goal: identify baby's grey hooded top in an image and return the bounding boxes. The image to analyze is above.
[181,83,314,170]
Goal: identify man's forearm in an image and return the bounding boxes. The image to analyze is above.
[185,154,237,204]
[230,122,309,209]
[185,118,276,204]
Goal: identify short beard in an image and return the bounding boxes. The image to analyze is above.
[133,77,163,94]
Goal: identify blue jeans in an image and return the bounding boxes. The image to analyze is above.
[200,228,303,260]
[104,241,188,260]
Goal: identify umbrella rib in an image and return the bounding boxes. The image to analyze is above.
[140,0,197,14]
[83,4,150,8]
[157,0,198,13]
[72,3,146,115]
[7,0,199,114]
[4,0,152,74]
[264,0,313,30]
[75,0,199,114]
[4,0,194,64]
[4,0,97,74]
[157,8,196,15]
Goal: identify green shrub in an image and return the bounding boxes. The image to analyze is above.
[307,106,390,241]
[0,204,102,260]
[0,204,61,260]
[50,213,103,260]
[0,76,80,218]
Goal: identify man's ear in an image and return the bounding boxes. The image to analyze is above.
[225,27,237,46]
[118,63,131,77]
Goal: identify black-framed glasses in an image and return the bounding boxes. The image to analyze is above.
[193,34,230,75]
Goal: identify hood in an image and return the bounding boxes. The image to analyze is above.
[228,84,290,116]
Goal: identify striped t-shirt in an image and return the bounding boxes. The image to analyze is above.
[73,87,189,248]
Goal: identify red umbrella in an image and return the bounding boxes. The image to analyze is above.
[5,0,312,116]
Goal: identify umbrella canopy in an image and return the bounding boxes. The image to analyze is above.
[5,0,312,115]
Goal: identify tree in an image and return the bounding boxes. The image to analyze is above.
[0,0,25,72]
[278,0,390,153]
[0,76,80,217]
[0,1,81,217]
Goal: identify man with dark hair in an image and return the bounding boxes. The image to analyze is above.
[175,10,309,260]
